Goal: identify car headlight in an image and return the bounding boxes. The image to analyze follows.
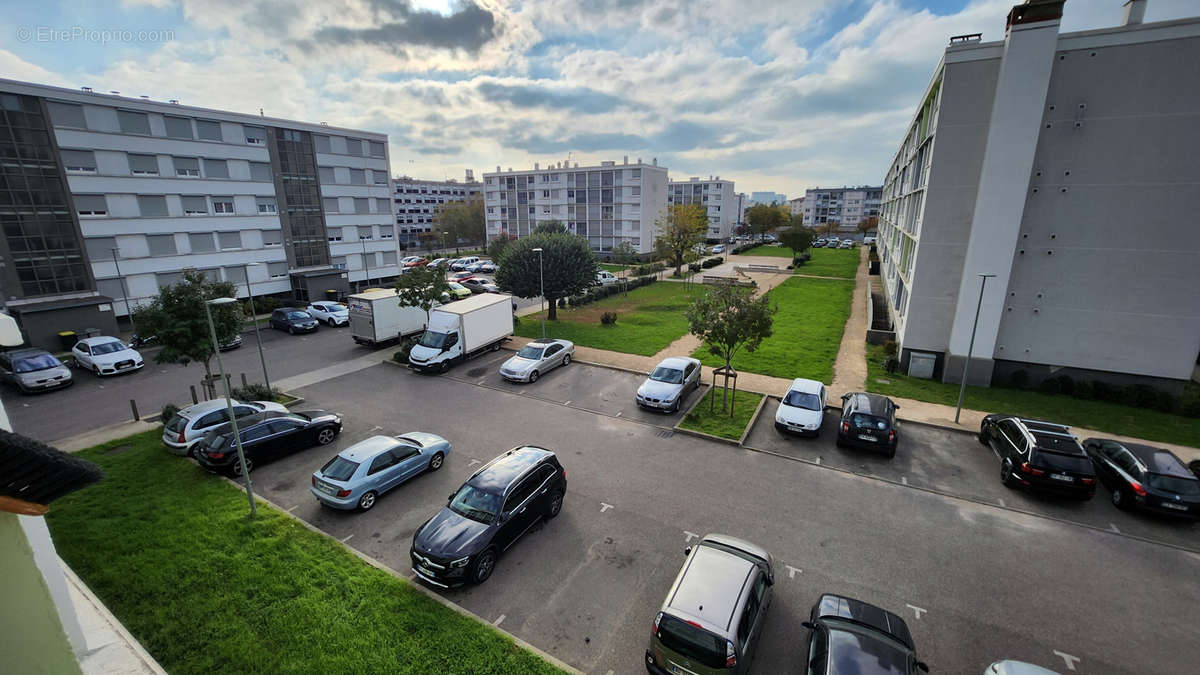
[450,556,471,568]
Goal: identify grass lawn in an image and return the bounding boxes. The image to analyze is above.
[515,281,697,356]
[737,244,792,257]
[680,388,764,440]
[735,246,860,279]
[692,277,855,382]
[599,263,628,273]
[864,344,1200,447]
[45,431,565,675]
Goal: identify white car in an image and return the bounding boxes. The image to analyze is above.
[774,377,827,436]
[475,260,498,273]
[161,398,289,455]
[306,302,349,326]
[499,339,574,383]
[71,336,144,376]
[636,356,701,413]
[595,270,619,286]
[711,244,725,254]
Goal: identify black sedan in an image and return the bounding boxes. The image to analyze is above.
[835,392,899,457]
[1083,438,1200,519]
[195,410,342,476]
[802,593,928,674]
[269,308,319,334]
[979,415,1097,499]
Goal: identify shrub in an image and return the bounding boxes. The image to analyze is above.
[1131,384,1161,409]
[1038,377,1061,395]
[1072,380,1093,400]
[392,337,419,363]
[1091,380,1117,402]
[231,383,279,402]
[882,340,898,357]
[160,403,179,425]
[600,311,618,325]
[884,356,900,374]
[1181,391,1200,418]
[558,298,568,308]
[255,296,280,313]
[688,262,701,273]
[1008,369,1029,389]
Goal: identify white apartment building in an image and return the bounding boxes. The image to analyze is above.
[877,0,1200,391]
[0,78,398,347]
[788,196,805,216]
[668,176,737,241]
[483,157,668,256]
[800,186,882,235]
[749,191,787,206]
[394,172,482,247]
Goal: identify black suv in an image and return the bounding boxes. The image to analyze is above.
[269,307,319,334]
[194,410,342,476]
[836,392,899,457]
[1083,438,1200,518]
[410,446,567,587]
[979,415,1096,499]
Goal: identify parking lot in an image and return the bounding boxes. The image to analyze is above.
[240,361,1199,675]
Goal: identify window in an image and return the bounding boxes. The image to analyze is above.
[164,116,192,139]
[96,278,126,300]
[203,158,229,179]
[631,186,640,196]
[318,166,336,183]
[137,195,168,217]
[127,154,158,175]
[196,120,223,141]
[61,150,97,173]
[268,261,287,277]
[349,169,366,185]
[224,265,247,285]
[181,196,208,215]
[75,194,108,216]
[368,452,397,475]
[218,231,243,249]
[262,229,282,246]
[117,110,150,135]
[155,271,185,289]
[630,168,640,179]
[368,141,385,157]
[328,232,343,242]
[173,156,200,177]
[212,196,235,214]
[354,197,369,214]
[345,139,363,156]
[381,251,397,265]
[358,226,373,240]
[331,255,347,268]
[323,197,340,213]
[373,171,388,185]
[249,162,272,182]
[189,232,216,253]
[85,237,117,261]
[380,225,394,239]
[47,102,87,128]
[255,197,277,214]
[314,134,331,154]
[375,197,390,213]
[390,445,419,462]
[147,234,176,256]
[243,125,266,145]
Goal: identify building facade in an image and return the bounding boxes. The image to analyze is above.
[749,191,787,206]
[668,176,737,242]
[483,157,668,256]
[788,196,805,216]
[876,0,1200,391]
[393,172,481,248]
[0,78,399,348]
[799,186,882,235]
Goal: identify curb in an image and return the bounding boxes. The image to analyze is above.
[280,393,305,408]
[59,419,161,454]
[60,561,169,674]
[673,384,743,447]
[740,394,771,446]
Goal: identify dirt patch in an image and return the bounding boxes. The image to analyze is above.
[103,444,133,456]
[564,294,669,324]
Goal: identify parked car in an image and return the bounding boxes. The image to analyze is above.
[636,356,702,413]
[826,239,840,248]
[595,270,619,286]
[979,416,1097,499]
[219,334,243,351]
[405,257,430,268]
[712,244,726,254]
[71,336,144,376]
[161,399,289,455]
[475,261,498,274]
[400,256,424,267]
[814,238,827,247]
[410,445,567,587]
[986,661,1061,675]
[311,432,450,511]
[306,302,349,326]
[460,278,496,294]
[863,236,877,245]
[836,392,899,457]
[1082,438,1200,518]
[269,308,319,334]
[646,533,774,675]
[802,593,928,674]
[0,348,73,393]
[449,270,475,283]
[775,378,827,436]
[430,258,450,268]
[450,256,480,271]
[465,261,489,273]
[443,282,472,301]
[838,240,854,249]
[500,339,574,383]
[195,410,342,476]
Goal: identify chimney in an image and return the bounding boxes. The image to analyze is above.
[1122,0,1145,25]
[652,158,657,166]
[534,162,539,170]
[496,165,501,172]
[637,157,642,164]
[623,155,628,165]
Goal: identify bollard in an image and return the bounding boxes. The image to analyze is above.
[190,384,198,404]
[130,399,140,421]
[241,372,248,388]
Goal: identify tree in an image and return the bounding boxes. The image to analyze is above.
[433,196,485,253]
[610,240,638,296]
[778,225,814,260]
[822,221,841,237]
[857,215,879,235]
[395,264,451,313]
[486,234,515,262]
[653,203,707,276]
[685,285,776,412]
[533,220,566,234]
[494,232,596,320]
[746,203,786,241]
[418,233,439,258]
[131,269,243,397]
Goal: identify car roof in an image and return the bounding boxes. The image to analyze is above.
[525,339,569,349]
[656,356,698,370]
[78,336,122,346]
[813,594,914,650]
[178,399,245,417]
[787,377,824,394]
[210,411,294,436]
[470,446,553,493]
[1113,442,1192,476]
[667,543,755,634]
[844,392,893,416]
[339,435,404,462]
[277,306,305,312]
[6,348,52,358]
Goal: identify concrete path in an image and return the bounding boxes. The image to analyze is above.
[830,246,870,394]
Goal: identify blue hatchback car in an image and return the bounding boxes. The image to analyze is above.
[311,433,450,511]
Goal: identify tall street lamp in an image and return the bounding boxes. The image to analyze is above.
[954,273,997,424]
[532,247,545,340]
[360,237,372,291]
[110,247,137,340]
[240,262,271,393]
[204,297,257,517]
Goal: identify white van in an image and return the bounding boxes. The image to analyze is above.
[595,270,619,286]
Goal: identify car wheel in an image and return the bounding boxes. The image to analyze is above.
[93,364,102,376]
[546,489,564,518]
[289,326,296,335]
[562,353,571,366]
[428,452,444,471]
[835,435,846,448]
[885,446,897,460]
[1001,460,1017,488]
[358,491,378,511]
[439,361,450,374]
[472,548,497,584]
[326,318,334,327]
[231,457,254,476]
[978,423,989,445]
[316,427,337,445]
[669,398,680,414]
[1111,487,1130,511]
[528,370,539,383]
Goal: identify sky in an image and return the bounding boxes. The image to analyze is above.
[3,0,1196,197]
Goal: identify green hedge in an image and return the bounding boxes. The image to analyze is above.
[568,275,657,306]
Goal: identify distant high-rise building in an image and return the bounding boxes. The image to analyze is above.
[393,173,481,247]
[668,176,737,241]
[800,186,882,234]
[749,191,787,206]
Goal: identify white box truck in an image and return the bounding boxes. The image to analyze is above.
[408,293,514,373]
[348,288,431,347]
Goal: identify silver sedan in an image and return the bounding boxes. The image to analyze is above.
[499,339,575,383]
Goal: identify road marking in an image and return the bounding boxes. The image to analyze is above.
[564,400,571,406]
[905,604,926,620]
[97,385,104,389]
[683,531,698,542]
[615,411,622,417]
[900,476,908,486]
[997,498,1006,508]
[1109,523,1121,534]
[1053,650,1081,671]
[477,379,487,385]
[786,565,802,579]
[340,534,354,543]
[286,505,299,513]
[600,502,613,513]
[22,403,28,407]
[606,671,614,675]
[468,459,481,466]
[369,425,382,432]
[492,614,506,626]
[814,457,821,465]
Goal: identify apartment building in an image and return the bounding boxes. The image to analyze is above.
[800,186,882,235]
[735,192,748,228]
[0,78,397,348]
[749,191,787,206]
[788,196,805,216]
[483,157,668,256]
[394,172,481,247]
[876,0,1200,391]
[668,176,737,241]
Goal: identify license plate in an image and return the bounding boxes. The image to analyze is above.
[117,363,130,369]
[858,434,875,441]
[668,663,698,675]
[318,484,335,495]
[1049,474,1074,482]
[417,565,435,577]
[1162,502,1188,511]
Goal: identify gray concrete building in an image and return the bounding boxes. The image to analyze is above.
[877,0,1200,392]
[393,172,481,248]
[668,176,737,242]
[800,186,882,236]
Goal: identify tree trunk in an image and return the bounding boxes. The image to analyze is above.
[547,296,558,320]
[201,359,216,399]
[721,357,731,412]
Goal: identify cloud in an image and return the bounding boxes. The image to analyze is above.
[312,1,498,54]
[475,81,633,113]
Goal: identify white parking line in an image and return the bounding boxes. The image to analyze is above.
[340,534,354,543]
[786,565,802,579]
[1053,650,1081,671]
[900,476,908,486]
[997,497,1006,508]
[905,604,926,620]
[683,531,698,542]
[600,502,613,513]
[814,457,821,465]
[369,425,382,433]
[492,614,506,626]
[615,411,622,417]
[564,400,571,406]
[1109,523,1121,534]
[468,459,481,466]
[477,379,487,385]
[286,505,299,513]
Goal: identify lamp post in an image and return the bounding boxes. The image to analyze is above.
[954,273,996,424]
[110,247,137,340]
[532,247,545,340]
[240,262,271,393]
[204,297,256,517]
[360,237,372,292]
[442,231,449,257]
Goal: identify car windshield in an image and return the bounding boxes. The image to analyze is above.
[90,341,127,355]
[13,354,61,373]
[649,366,684,384]
[655,614,726,669]
[326,303,346,312]
[448,283,465,290]
[418,331,449,349]
[517,346,545,360]
[165,414,189,433]
[784,390,822,410]
[287,311,309,320]
[828,627,908,674]
[1147,473,1200,495]
[851,413,889,430]
[449,485,501,524]
[201,433,229,451]
[320,456,359,482]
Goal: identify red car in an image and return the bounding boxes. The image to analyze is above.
[403,256,429,268]
[449,271,474,282]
